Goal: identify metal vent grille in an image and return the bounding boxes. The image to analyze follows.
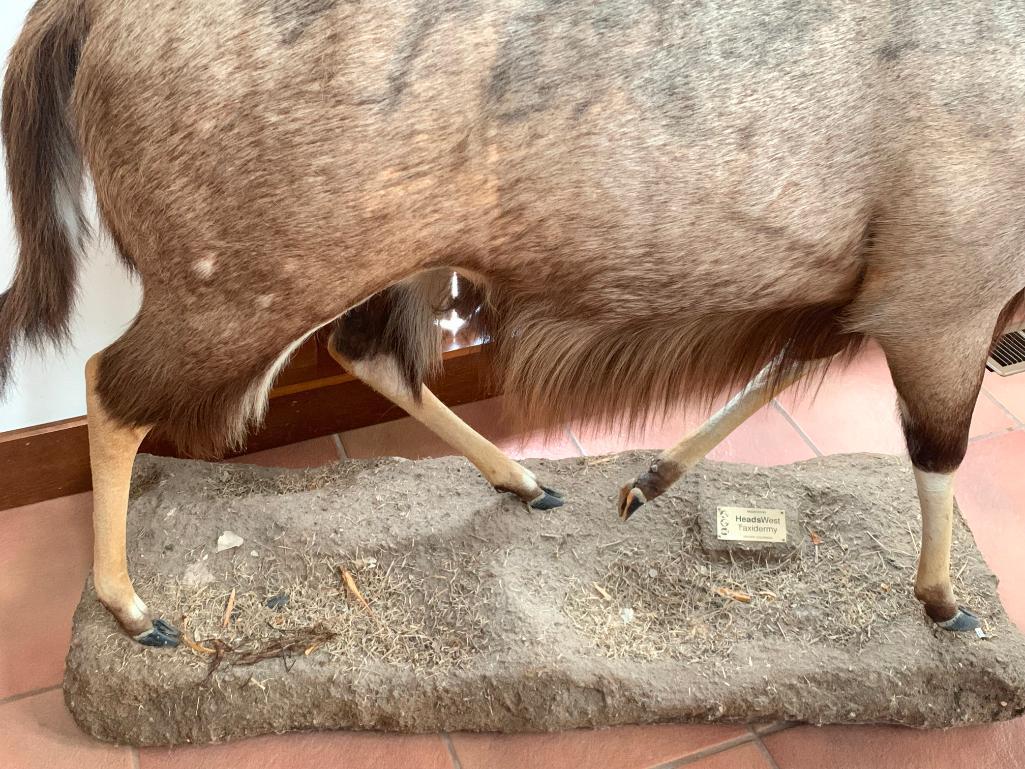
[988,329,1025,376]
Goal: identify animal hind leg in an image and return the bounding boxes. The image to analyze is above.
[327,337,564,510]
[86,354,179,646]
[882,324,996,632]
[618,358,808,519]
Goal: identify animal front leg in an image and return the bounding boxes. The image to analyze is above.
[913,469,978,631]
[618,359,807,519]
[328,338,563,510]
[86,355,180,646]
[883,321,995,632]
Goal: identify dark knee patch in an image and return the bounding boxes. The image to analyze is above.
[900,408,970,474]
[634,459,681,500]
[915,583,957,622]
[331,291,396,363]
[923,602,959,624]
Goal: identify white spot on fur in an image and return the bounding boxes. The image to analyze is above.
[193,256,217,279]
[257,294,275,310]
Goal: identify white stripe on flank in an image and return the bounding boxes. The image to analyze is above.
[234,331,315,445]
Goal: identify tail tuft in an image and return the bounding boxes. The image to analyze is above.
[0,0,91,391]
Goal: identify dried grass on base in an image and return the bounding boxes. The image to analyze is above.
[125,457,997,677]
[208,466,352,498]
[135,540,494,677]
[563,518,995,663]
[129,462,352,501]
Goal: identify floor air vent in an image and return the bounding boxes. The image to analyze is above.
[988,328,1025,376]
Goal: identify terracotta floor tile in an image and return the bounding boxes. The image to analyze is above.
[0,688,132,769]
[0,493,93,699]
[968,395,1022,440]
[449,724,747,769]
[571,400,816,467]
[228,435,341,468]
[982,371,1025,426]
[778,344,1015,456]
[683,742,773,768]
[139,731,452,769]
[340,396,581,461]
[953,431,1025,629]
[762,719,1025,769]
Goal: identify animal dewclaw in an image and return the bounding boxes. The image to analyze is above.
[3,0,1024,646]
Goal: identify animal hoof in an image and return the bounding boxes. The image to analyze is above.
[540,485,564,499]
[134,618,181,647]
[619,485,647,520]
[934,607,981,633]
[530,487,565,510]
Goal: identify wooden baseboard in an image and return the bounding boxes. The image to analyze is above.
[0,343,495,511]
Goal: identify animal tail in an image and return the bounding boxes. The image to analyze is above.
[0,0,91,392]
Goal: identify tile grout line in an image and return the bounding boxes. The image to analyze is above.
[0,683,62,706]
[565,427,588,457]
[979,386,1025,429]
[968,427,1016,444]
[753,721,798,737]
[647,731,757,769]
[770,399,823,458]
[441,733,464,769]
[754,733,783,769]
[331,433,348,460]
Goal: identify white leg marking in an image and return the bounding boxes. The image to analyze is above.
[914,469,956,604]
[128,593,149,622]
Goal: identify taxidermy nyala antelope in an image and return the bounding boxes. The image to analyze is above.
[2,0,1023,647]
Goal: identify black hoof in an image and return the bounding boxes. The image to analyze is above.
[530,488,565,510]
[935,607,982,633]
[619,487,647,520]
[540,485,565,500]
[134,618,181,647]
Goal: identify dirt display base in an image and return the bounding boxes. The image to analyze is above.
[64,452,1025,745]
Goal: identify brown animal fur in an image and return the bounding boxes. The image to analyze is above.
[0,0,90,389]
[329,269,453,397]
[2,0,1025,468]
[468,279,867,436]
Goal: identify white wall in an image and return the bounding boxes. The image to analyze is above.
[0,1,142,432]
